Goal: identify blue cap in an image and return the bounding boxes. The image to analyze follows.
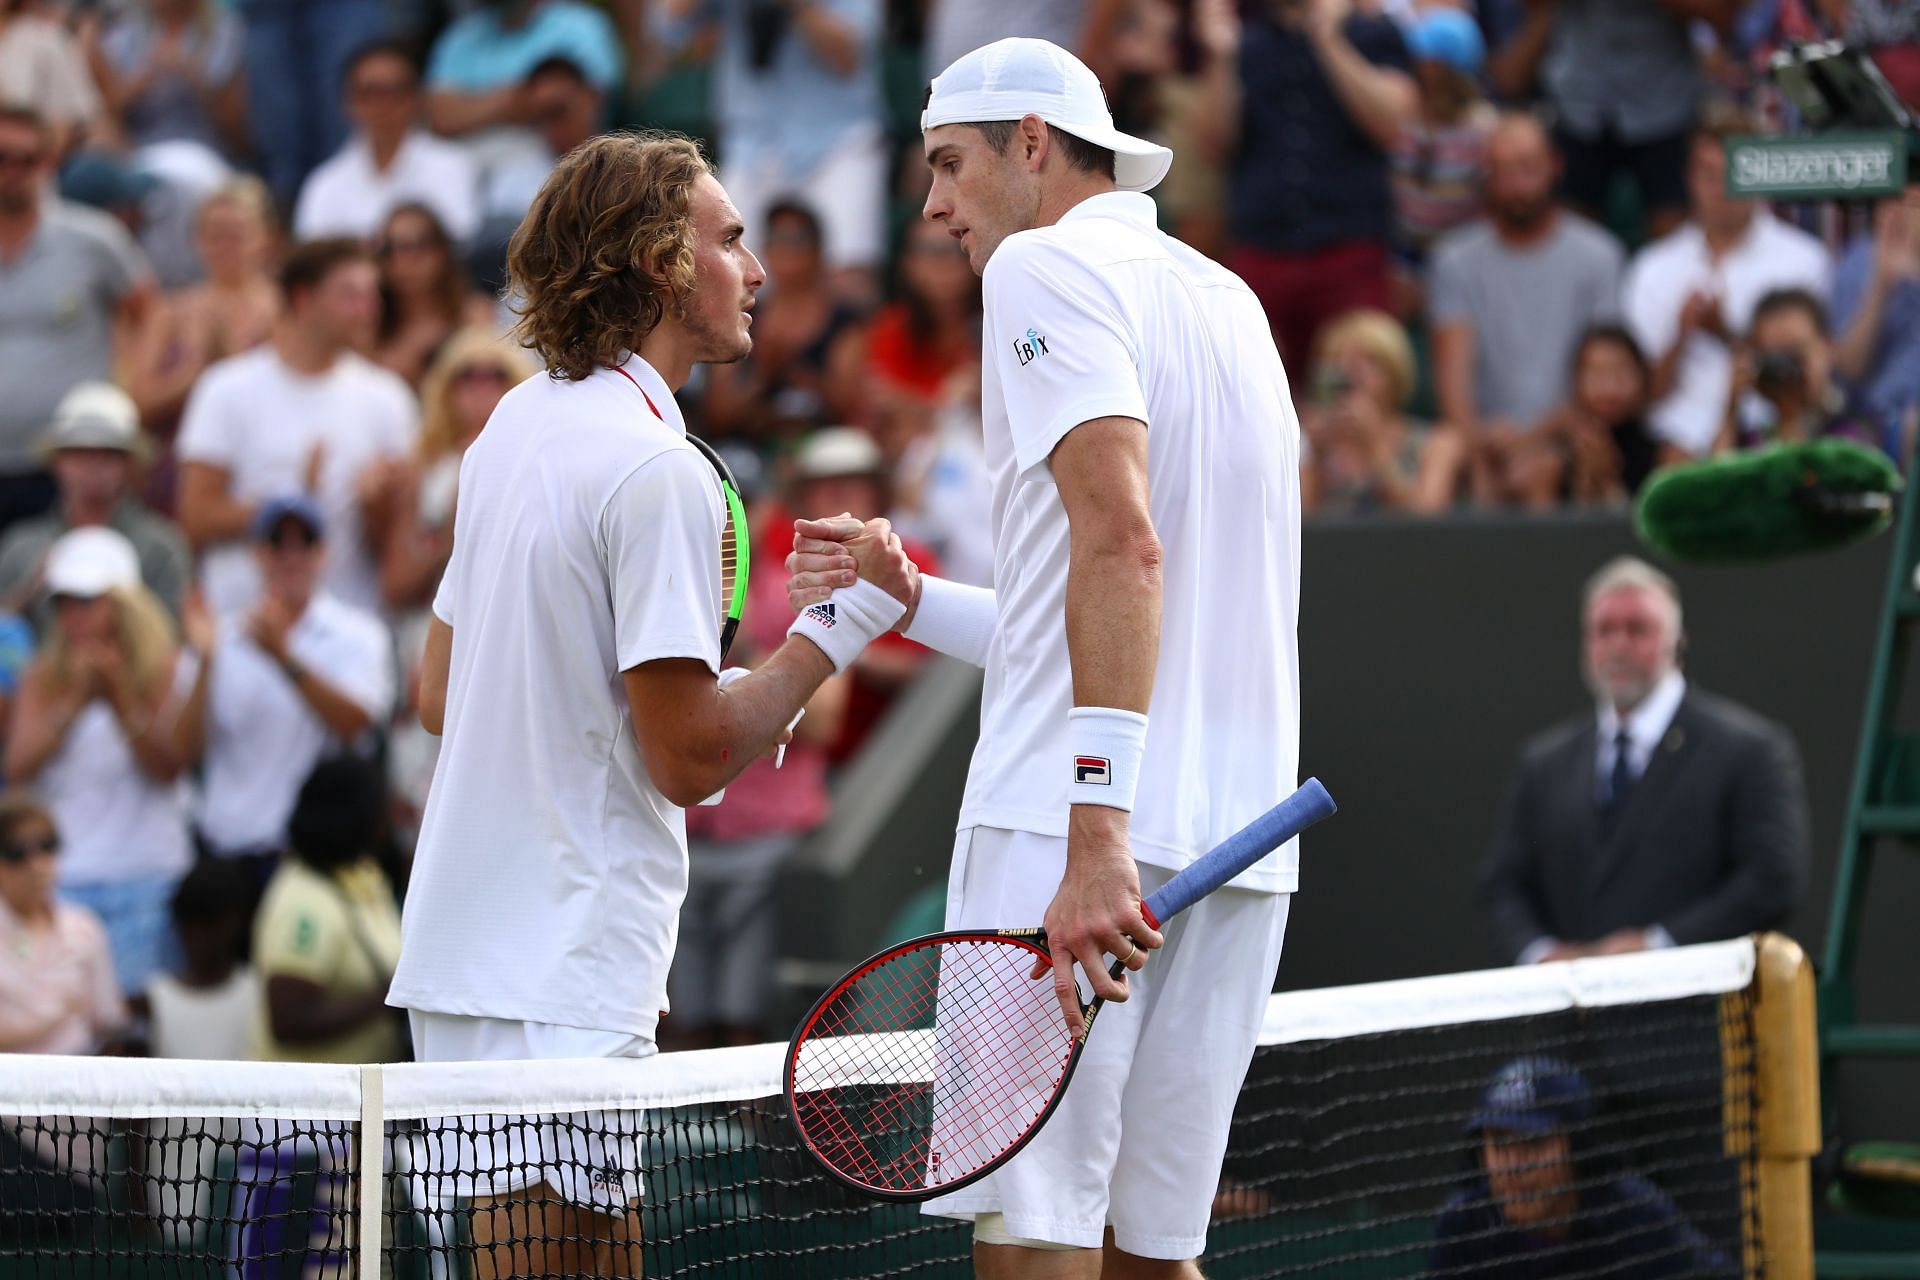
[251,493,327,542]
[58,153,160,212]
[1407,8,1485,76]
[1468,1057,1592,1137]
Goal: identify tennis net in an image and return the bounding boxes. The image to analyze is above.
[0,935,1814,1278]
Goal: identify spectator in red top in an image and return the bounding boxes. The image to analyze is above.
[788,427,939,765]
[866,216,981,408]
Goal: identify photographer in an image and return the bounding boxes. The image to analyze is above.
[1712,288,1884,456]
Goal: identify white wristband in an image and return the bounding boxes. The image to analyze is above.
[788,577,906,674]
[1068,706,1148,812]
[901,575,996,668]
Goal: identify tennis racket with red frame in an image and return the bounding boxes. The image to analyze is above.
[782,778,1336,1201]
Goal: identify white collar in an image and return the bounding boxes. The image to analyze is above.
[1597,669,1686,748]
[610,353,686,436]
[1057,190,1157,229]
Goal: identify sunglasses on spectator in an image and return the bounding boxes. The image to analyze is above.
[352,78,416,99]
[0,148,44,171]
[0,834,60,863]
[454,365,511,386]
[380,234,442,257]
[264,527,319,550]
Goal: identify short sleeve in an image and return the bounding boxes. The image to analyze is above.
[423,22,471,89]
[1426,237,1471,325]
[983,236,1148,476]
[175,369,240,467]
[602,448,724,674]
[90,216,149,305]
[254,882,345,985]
[1585,231,1626,323]
[431,563,456,626]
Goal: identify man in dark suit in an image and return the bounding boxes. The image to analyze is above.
[1482,557,1809,965]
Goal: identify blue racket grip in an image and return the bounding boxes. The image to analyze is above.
[1140,779,1336,927]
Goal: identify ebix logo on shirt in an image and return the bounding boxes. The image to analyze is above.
[1013,328,1050,366]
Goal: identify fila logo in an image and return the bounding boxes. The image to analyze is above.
[803,602,837,629]
[1013,327,1050,366]
[1075,756,1111,785]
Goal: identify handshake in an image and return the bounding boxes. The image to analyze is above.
[781,515,922,672]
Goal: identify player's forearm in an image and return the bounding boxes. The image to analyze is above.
[1066,527,1162,716]
[1309,27,1416,151]
[1834,277,1891,383]
[655,642,835,807]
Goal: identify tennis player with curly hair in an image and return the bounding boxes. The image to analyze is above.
[387,131,911,1278]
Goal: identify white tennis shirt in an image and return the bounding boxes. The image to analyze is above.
[388,354,724,1038]
[960,191,1303,893]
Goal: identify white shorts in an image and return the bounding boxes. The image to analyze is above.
[922,826,1291,1260]
[721,123,888,272]
[405,1012,655,1212]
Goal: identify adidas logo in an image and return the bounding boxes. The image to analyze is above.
[804,602,837,629]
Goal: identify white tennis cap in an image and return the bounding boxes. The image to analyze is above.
[44,527,141,599]
[922,38,1173,194]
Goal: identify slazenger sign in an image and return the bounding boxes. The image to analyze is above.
[1726,132,1908,198]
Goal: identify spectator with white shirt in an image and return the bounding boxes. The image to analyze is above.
[146,857,259,1061]
[1621,108,1831,457]
[0,791,125,1055]
[1480,557,1809,967]
[2,527,195,997]
[293,40,480,247]
[175,237,418,617]
[174,494,394,878]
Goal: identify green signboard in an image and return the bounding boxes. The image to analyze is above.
[1726,131,1908,199]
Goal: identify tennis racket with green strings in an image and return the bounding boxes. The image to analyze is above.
[682,433,750,662]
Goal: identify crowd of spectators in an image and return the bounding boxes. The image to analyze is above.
[0,0,1913,1065]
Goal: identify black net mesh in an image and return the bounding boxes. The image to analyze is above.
[0,987,1761,1279]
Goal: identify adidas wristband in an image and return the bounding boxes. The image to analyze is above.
[1068,706,1148,812]
[788,577,907,674]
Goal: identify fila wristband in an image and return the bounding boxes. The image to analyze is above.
[788,577,906,674]
[1068,706,1148,812]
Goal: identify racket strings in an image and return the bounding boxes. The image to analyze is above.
[789,938,1075,1194]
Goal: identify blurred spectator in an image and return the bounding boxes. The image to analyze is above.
[1490,0,1738,242]
[146,857,258,1060]
[1389,7,1495,273]
[3,528,194,998]
[237,0,388,209]
[1505,325,1673,510]
[922,0,1096,84]
[380,330,534,837]
[89,0,248,160]
[0,0,103,157]
[1429,1057,1720,1280]
[788,427,938,764]
[669,483,849,1051]
[423,0,621,190]
[662,0,885,295]
[293,40,479,247]
[1833,180,1920,452]
[123,176,279,435]
[0,791,124,1053]
[1195,0,1417,369]
[1621,109,1830,456]
[0,105,155,531]
[175,496,394,872]
[0,383,191,629]
[1714,288,1881,454]
[703,200,866,439]
[371,203,495,387]
[1429,114,1624,440]
[1300,308,1465,514]
[175,237,418,616]
[867,216,980,416]
[469,54,603,283]
[1481,557,1808,967]
[253,754,403,1063]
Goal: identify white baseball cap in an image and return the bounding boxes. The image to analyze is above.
[922,38,1174,194]
[44,527,141,599]
[38,382,150,462]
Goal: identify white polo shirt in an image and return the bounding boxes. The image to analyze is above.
[961,192,1303,894]
[293,130,482,244]
[1622,212,1831,455]
[195,593,395,856]
[388,354,724,1039]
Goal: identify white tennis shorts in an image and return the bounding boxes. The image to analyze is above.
[406,1012,655,1211]
[921,826,1291,1260]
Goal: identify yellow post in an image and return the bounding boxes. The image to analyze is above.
[1750,932,1821,1280]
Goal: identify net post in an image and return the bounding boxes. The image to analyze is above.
[1750,932,1820,1278]
[358,1064,386,1278]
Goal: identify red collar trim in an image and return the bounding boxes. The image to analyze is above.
[613,365,663,420]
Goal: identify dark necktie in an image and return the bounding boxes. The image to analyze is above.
[1609,729,1636,813]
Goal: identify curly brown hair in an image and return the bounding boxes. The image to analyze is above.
[506,131,714,382]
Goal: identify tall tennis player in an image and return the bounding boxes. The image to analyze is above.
[387,132,910,1279]
[788,40,1303,1280]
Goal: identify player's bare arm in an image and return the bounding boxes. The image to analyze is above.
[1044,415,1165,1037]
[419,615,451,735]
